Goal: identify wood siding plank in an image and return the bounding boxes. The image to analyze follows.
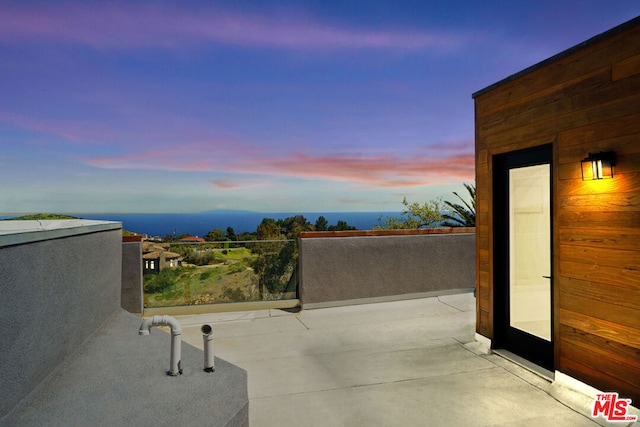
[559,286,640,329]
[559,259,640,290]
[559,308,640,349]
[560,276,640,315]
[559,244,640,269]
[561,324,640,370]
[557,210,640,230]
[559,192,640,212]
[557,112,640,147]
[613,52,640,81]
[561,340,640,389]
[558,227,640,251]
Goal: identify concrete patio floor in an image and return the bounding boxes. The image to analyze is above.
[177,292,608,426]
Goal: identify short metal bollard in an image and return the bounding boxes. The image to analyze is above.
[201,324,215,373]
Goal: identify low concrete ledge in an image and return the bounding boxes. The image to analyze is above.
[0,220,121,247]
[302,288,473,310]
[144,299,300,317]
[1,310,249,427]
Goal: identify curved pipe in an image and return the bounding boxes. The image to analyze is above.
[138,315,183,376]
[201,324,215,373]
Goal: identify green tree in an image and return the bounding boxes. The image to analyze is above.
[279,215,313,237]
[204,228,226,242]
[254,215,312,299]
[257,218,281,240]
[315,216,328,231]
[328,220,356,231]
[254,239,296,296]
[375,197,445,229]
[226,226,237,241]
[255,218,285,299]
[238,231,257,241]
[442,183,476,227]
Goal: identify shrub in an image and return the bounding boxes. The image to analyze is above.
[220,286,246,302]
[199,270,213,281]
[185,250,217,266]
[145,269,178,293]
[228,262,246,274]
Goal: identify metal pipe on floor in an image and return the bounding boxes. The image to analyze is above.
[202,323,215,373]
[138,315,183,376]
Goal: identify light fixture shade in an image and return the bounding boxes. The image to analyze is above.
[581,151,615,180]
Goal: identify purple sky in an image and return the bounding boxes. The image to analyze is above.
[2,1,639,214]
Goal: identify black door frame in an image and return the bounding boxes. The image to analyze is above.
[493,144,554,371]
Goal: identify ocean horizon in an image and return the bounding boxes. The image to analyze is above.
[1,210,400,237]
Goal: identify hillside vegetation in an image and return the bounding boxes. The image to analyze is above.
[144,247,273,306]
[2,213,79,220]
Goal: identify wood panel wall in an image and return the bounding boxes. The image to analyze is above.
[474,17,640,403]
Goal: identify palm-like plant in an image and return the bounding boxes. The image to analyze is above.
[442,183,476,227]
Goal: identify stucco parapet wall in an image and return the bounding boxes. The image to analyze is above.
[298,228,476,308]
[300,227,475,239]
[0,220,122,247]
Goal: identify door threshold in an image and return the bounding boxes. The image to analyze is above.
[492,349,554,382]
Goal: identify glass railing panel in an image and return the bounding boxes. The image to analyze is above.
[143,239,297,308]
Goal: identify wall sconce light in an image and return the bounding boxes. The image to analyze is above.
[581,151,615,180]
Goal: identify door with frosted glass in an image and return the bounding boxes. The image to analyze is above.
[494,145,553,371]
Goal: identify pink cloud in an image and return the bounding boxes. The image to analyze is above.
[0,110,120,144]
[252,152,474,187]
[0,3,467,51]
[85,146,474,188]
[210,179,269,190]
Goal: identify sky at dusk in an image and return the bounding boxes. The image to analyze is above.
[2,1,639,214]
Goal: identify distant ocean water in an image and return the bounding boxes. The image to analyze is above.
[2,211,400,237]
